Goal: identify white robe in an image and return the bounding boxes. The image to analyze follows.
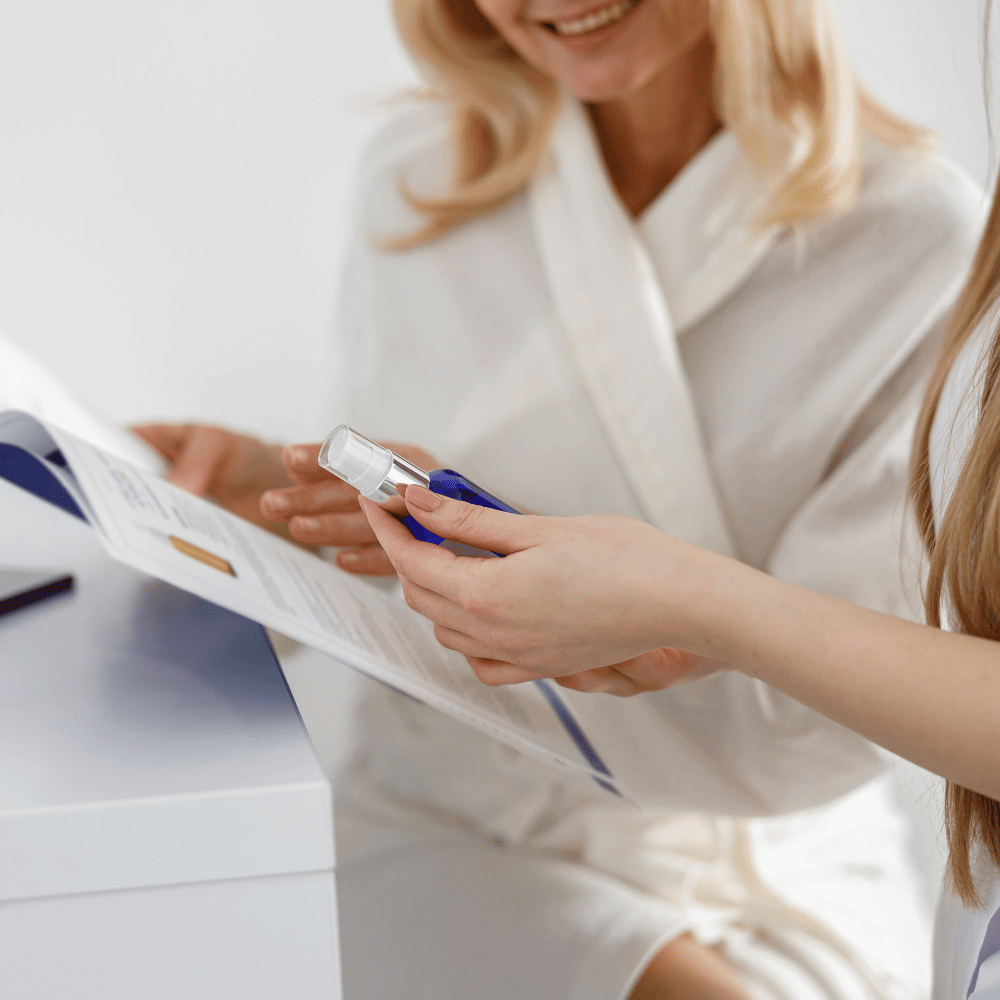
[928,313,1000,1000]
[331,97,982,1000]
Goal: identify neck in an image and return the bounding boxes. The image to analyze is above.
[588,35,720,217]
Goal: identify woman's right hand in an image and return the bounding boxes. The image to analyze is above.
[361,485,727,691]
[131,422,293,531]
[260,440,441,576]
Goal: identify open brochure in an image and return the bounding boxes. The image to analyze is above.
[0,410,625,797]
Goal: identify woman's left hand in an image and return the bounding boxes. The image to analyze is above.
[361,485,728,695]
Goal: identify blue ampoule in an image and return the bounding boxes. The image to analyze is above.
[318,426,522,554]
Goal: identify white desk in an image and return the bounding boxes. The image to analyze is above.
[0,478,341,998]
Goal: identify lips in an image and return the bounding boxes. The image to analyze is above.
[539,0,640,37]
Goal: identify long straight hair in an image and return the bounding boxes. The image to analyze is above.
[391,0,930,247]
[911,4,1000,909]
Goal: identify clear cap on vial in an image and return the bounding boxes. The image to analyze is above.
[319,426,393,498]
[318,425,430,503]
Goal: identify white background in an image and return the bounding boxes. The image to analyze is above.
[0,0,984,915]
[0,0,991,442]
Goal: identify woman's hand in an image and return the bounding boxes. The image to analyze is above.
[260,441,441,576]
[131,422,293,531]
[361,484,727,694]
[553,647,723,697]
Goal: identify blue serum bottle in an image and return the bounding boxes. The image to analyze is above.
[318,426,522,554]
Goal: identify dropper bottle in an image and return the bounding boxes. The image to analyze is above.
[318,425,523,549]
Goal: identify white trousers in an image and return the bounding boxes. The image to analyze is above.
[333,688,931,1000]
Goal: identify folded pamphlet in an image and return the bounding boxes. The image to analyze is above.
[0,410,625,797]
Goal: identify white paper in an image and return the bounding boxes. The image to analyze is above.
[0,411,624,795]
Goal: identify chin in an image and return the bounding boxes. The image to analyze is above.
[561,64,659,104]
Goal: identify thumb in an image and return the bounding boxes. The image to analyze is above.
[402,485,540,554]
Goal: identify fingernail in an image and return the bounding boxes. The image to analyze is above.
[263,492,288,512]
[298,517,320,532]
[406,486,443,511]
[338,551,360,566]
[285,446,309,465]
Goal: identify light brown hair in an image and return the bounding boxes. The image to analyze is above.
[911,97,1000,908]
[391,0,930,246]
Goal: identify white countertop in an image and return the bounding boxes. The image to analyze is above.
[0,477,333,902]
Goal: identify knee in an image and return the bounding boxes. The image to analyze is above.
[629,934,752,1000]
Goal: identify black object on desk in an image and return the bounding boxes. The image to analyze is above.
[0,568,74,617]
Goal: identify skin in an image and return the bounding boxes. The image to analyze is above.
[136,3,753,993]
[363,485,1000,805]
[132,423,295,534]
[477,0,719,215]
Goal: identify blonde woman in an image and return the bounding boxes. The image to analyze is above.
[359,84,1000,999]
[137,0,981,997]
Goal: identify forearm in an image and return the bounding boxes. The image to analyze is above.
[681,548,1000,799]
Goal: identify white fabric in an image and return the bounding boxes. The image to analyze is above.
[332,96,982,1000]
[0,332,164,472]
[932,859,1000,1000]
[927,315,1000,1000]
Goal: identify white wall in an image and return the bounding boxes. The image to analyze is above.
[0,1,990,442]
[0,1,417,442]
[837,0,991,189]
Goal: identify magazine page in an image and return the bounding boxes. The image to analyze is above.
[4,414,624,795]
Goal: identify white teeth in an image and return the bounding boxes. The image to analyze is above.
[549,0,638,36]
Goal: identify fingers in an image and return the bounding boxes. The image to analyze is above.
[432,624,505,662]
[363,492,531,605]
[463,656,548,687]
[551,650,715,698]
[397,572,483,635]
[164,425,236,495]
[555,667,642,697]
[260,478,362,521]
[614,649,692,690]
[286,510,376,546]
[403,486,540,556]
[130,423,186,461]
[359,495,422,563]
[361,496,470,600]
[336,545,396,576]
[282,443,328,485]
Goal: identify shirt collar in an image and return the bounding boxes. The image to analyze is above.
[554,97,783,334]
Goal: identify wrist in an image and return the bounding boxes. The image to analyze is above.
[655,539,769,665]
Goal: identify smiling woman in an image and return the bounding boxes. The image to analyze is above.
[393,0,927,235]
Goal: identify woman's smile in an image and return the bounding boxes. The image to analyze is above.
[475,0,710,104]
[539,0,642,38]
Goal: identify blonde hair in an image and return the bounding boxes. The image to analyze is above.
[391,0,930,246]
[911,169,1000,910]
